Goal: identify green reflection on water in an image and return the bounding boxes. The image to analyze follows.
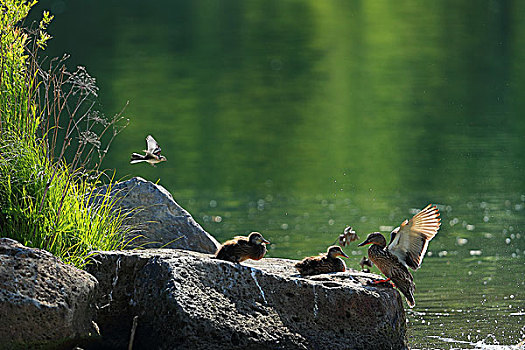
[36,0,525,347]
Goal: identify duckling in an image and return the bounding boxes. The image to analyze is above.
[295,246,349,276]
[358,204,441,307]
[336,226,359,247]
[359,256,373,272]
[215,232,270,263]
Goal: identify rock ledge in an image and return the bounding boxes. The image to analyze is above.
[87,249,408,350]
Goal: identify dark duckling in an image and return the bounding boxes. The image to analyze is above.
[215,232,270,263]
[359,256,373,272]
[358,204,441,307]
[295,246,349,276]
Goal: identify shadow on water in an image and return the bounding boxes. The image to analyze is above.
[33,0,525,347]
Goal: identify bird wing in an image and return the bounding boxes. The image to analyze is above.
[145,135,162,155]
[387,204,441,270]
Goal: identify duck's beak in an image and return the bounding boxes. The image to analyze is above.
[357,239,371,247]
[262,238,270,244]
[339,251,349,258]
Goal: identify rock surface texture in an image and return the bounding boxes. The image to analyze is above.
[87,249,408,350]
[0,238,99,349]
[95,177,220,253]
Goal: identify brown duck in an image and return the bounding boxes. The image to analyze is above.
[295,246,349,276]
[215,232,270,263]
[358,204,441,307]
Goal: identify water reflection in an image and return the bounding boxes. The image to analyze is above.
[35,0,525,347]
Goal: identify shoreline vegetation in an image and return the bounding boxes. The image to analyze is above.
[0,0,131,268]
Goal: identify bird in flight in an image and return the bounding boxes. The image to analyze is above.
[130,135,167,166]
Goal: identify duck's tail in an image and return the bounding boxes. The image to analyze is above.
[392,276,416,307]
[398,282,416,307]
[405,291,415,307]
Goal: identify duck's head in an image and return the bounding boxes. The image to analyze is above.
[327,245,349,258]
[248,232,270,245]
[357,232,387,247]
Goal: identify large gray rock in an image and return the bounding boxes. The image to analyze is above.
[96,177,220,253]
[0,238,99,349]
[87,249,408,350]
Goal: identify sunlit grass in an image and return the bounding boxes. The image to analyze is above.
[0,0,131,268]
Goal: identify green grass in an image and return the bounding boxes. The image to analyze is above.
[0,0,131,268]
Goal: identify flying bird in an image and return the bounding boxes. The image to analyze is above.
[130,135,167,166]
[336,226,359,247]
[358,204,441,307]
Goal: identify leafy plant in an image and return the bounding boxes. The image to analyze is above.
[0,0,133,268]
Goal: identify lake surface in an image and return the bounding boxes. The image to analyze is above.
[36,0,524,348]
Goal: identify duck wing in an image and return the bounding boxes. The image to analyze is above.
[215,237,249,262]
[387,204,441,270]
[145,135,162,156]
[295,255,323,275]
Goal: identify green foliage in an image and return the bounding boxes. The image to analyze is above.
[37,10,53,49]
[0,0,131,268]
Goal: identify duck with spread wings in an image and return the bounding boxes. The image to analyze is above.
[358,204,441,307]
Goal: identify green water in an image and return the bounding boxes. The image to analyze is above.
[37,0,524,348]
